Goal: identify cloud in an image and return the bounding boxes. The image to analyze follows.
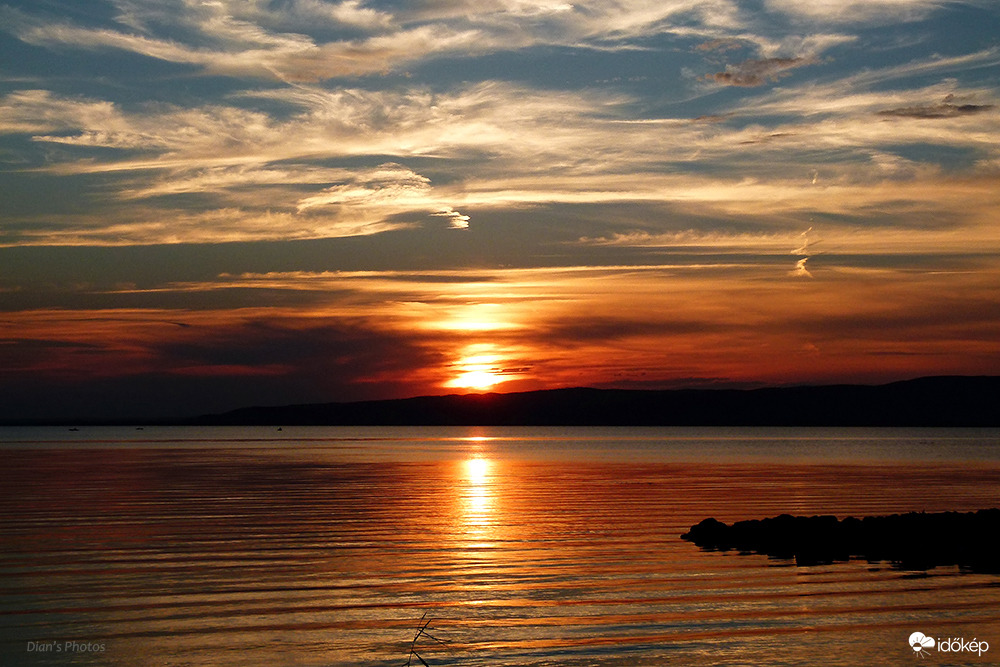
[117,165,355,201]
[2,0,745,83]
[12,81,629,172]
[3,8,999,253]
[878,95,995,119]
[3,3,484,82]
[790,257,812,278]
[295,163,432,212]
[289,0,395,30]
[5,77,997,248]
[109,0,394,34]
[1,90,286,161]
[0,89,123,135]
[260,26,487,81]
[1,207,413,247]
[3,0,992,91]
[788,225,818,277]
[577,229,794,252]
[0,306,456,417]
[791,226,814,256]
[431,207,472,230]
[841,48,1000,89]
[695,76,999,184]
[734,53,1000,120]
[5,249,1000,419]
[697,38,745,53]
[764,0,949,23]
[708,57,813,87]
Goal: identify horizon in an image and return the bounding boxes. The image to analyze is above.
[2,1,1000,421]
[3,374,993,426]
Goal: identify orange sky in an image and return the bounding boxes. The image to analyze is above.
[3,255,998,419]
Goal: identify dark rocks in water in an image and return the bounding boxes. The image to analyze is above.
[681,509,1000,573]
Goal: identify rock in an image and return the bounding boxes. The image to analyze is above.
[681,509,1000,573]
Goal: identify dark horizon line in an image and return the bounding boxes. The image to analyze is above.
[6,375,997,427]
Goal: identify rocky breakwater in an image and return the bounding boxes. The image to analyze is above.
[682,509,1000,573]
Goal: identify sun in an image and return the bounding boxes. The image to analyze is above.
[450,369,502,391]
[444,352,510,391]
[443,346,530,392]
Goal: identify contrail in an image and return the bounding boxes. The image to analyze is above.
[792,226,813,255]
[790,226,816,278]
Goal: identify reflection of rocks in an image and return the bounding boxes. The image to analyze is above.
[682,509,1000,573]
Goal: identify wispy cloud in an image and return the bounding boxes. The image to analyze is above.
[764,0,963,23]
[4,62,998,247]
[3,3,483,81]
[431,207,472,230]
[294,163,431,212]
[878,94,995,119]
[0,89,124,135]
[708,56,814,87]
[1,207,415,247]
[0,0,753,82]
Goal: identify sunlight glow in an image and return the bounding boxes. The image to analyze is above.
[437,320,514,332]
[433,303,523,334]
[445,351,514,391]
[449,369,503,390]
[460,434,495,443]
[465,457,491,482]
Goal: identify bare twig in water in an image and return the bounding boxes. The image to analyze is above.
[405,613,450,666]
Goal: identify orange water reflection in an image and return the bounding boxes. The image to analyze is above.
[6,434,1000,666]
[458,457,496,536]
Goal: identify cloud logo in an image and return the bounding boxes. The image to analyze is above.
[909,632,935,657]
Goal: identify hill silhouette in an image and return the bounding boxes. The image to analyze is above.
[190,376,999,426]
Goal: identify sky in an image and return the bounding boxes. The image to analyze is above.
[1,0,999,421]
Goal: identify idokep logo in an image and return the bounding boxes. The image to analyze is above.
[909,631,990,658]
[909,632,935,657]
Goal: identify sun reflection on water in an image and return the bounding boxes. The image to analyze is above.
[465,457,491,482]
[460,457,495,532]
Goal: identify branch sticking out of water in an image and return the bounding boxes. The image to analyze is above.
[405,613,450,666]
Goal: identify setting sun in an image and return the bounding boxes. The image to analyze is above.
[450,370,503,391]
[444,349,523,392]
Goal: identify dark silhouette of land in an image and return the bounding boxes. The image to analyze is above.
[188,376,999,426]
[682,509,1000,573]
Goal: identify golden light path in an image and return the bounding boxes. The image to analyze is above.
[462,457,494,523]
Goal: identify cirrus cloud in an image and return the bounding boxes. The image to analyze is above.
[708,56,815,87]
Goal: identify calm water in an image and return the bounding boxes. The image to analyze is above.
[2,426,1000,666]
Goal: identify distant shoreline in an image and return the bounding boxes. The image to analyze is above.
[6,375,996,427]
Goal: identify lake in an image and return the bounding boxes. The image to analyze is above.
[2,426,999,666]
